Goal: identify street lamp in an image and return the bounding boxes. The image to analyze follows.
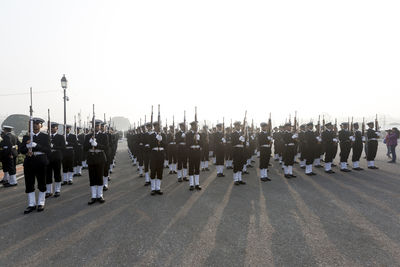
[61,74,68,138]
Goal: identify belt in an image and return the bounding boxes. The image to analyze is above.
[179,142,186,145]
[33,152,45,156]
[145,144,150,147]
[89,149,103,153]
[2,146,7,149]
[285,143,295,146]
[139,143,143,145]
[190,145,201,149]
[369,138,377,141]
[12,145,18,149]
[66,147,74,149]
[261,145,271,147]
[51,149,59,152]
[234,145,244,148]
[226,141,231,144]
[152,147,164,151]
[169,142,176,145]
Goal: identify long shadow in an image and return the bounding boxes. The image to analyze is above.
[256,164,318,267]
[292,172,399,266]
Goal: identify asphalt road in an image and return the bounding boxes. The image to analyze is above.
[0,141,399,267]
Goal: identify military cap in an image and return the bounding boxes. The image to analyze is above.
[306,122,313,126]
[95,120,103,126]
[300,124,306,128]
[50,122,59,127]
[32,117,45,124]
[169,125,174,129]
[260,122,267,127]
[2,125,14,130]
[340,122,348,126]
[325,122,332,127]
[66,124,72,128]
[152,121,159,127]
[145,122,152,127]
[233,121,241,126]
[190,121,198,126]
[284,123,291,127]
[216,123,222,127]
[77,126,82,130]
[367,121,374,126]
[353,122,359,126]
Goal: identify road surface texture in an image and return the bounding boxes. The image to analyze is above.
[0,140,399,266]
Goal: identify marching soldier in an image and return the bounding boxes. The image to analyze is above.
[338,122,352,172]
[282,123,297,179]
[101,122,111,190]
[298,124,306,169]
[176,122,188,182]
[46,122,65,197]
[304,122,317,175]
[224,127,233,169]
[149,122,167,195]
[350,122,364,170]
[366,122,380,169]
[167,125,177,174]
[74,126,84,177]
[62,125,77,185]
[232,121,246,185]
[20,118,51,213]
[258,122,272,181]
[200,125,210,172]
[1,126,19,187]
[321,122,337,174]
[214,123,225,177]
[186,121,202,190]
[143,122,153,186]
[84,120,107,204]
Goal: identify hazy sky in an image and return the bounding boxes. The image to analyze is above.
[0,0,399,127]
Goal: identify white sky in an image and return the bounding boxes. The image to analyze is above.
[0,0,399,127]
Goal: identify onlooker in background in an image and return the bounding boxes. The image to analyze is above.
[385,129,398,163]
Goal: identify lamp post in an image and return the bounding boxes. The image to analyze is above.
[61,74,68,139]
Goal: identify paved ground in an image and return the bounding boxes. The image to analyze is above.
[0,141,399,267]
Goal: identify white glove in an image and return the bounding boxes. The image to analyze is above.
[376,132,381,137]
[239,136,245,142]
[156,134,162,141]
[181,133,186,138]
[221,138,226,143]
[65,141,69,145]
[316,136,322,142]
[349,136,355,142]
[292,134,298,139]
[268,136,273,141]
[51,143,54,148]
[31,142,37,148]
[362,136,366,142]
[333,138,338,143]
[195,134,200,141]
[251,136,255,140]
[90,138,97,147]
[246,141,249,146]
[26,143,32,149]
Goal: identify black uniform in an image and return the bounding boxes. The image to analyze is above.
[231,130,244,173]
[46,133,65,184]
[143,132,152,174]
[149,132,167,179]
[282,131,296,166]
[167,132,177,165]
[63,133,77,173]
[176,130,188,171]
[77,133,85,166]
[258,131,272,169]
[84,132,108,186]
[214,131,225,165]
[0,132,18,176]
[321,129,337,163]
[20,133,51,193]
[366,128,379,161]
[351,130,363,162]
[186,130,202,176]
[304,130,317,165]
[339,129,352,164]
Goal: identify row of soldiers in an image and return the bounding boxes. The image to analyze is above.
[0,119,119,214]
[127,118,381,192]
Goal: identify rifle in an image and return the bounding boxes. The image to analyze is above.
[251,119,254,133]
[29,87,33,154]
[223,117,225,138]
[289,114,291,125]
[74,115,77,135]
[242,111,247,144]
[48,109,51,143]
[157,104,161,145]
[293,111,297,133]
[172,115,175,140]
[350,117,354,134]
[362,117,365,136]
[334,118,338,135]
[316,115,321,136]
[151,105,154,126]
[92,104,96,149]
[268,112,272,135]
[322,115,325,132]
[184,110,186,132]
[375,114,379,131]
[194,107,198,144]
[230,119,232,130]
